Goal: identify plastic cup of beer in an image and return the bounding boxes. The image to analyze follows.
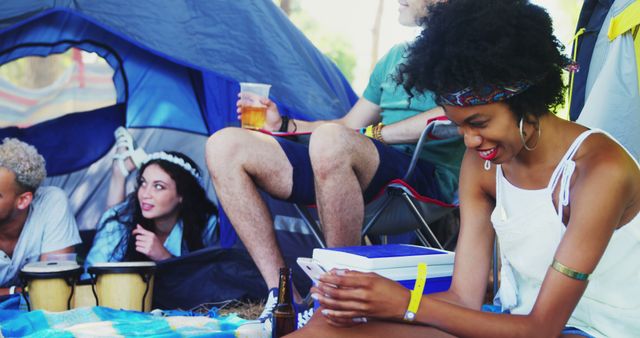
[239,82,271,129]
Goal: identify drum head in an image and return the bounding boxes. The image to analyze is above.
[21,261,82,279]
[88,261,156,275]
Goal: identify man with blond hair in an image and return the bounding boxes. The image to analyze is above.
[0,138,81,296]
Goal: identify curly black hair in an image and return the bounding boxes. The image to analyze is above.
[398,0,568,121]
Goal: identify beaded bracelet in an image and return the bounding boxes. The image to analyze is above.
[360,123,384,142]
[372,123,385,143]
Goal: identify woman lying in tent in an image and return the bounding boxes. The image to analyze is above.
[290,0,640,337]
[83,128,218,277]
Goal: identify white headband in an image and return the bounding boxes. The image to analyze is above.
[143,152,201,182]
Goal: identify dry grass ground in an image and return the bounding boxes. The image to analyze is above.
[187,299,265,320]
[218,299,265,319]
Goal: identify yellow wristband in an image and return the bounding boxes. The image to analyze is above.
[404,262,427,321]
[364,125,375,138]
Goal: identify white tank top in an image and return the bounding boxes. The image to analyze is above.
[491,129,640,338]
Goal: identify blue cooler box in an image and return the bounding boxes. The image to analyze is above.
[312,244,454,294]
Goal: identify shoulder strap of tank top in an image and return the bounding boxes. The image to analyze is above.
[548,129,600,217]
[495,165,508,221]
[495,165,504,201]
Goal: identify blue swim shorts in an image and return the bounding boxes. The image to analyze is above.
[274,136,443,206]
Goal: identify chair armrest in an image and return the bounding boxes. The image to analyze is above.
[402,119,456,181]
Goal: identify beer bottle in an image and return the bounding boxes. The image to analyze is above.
[272,267,296,337]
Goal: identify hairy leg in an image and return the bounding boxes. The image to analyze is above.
[286,310,455,338]
[309,124,380,247]
[206,128,293,290]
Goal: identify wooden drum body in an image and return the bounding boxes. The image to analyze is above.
[87,262,156,312]
[20,261,82,312]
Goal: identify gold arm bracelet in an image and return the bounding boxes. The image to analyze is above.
[551,259,590,281]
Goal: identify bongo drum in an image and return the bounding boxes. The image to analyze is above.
[72,280,97,308]
[87,262,156,312]
[20,261,82,312]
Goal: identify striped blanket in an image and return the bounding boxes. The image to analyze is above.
[0,301,268,337]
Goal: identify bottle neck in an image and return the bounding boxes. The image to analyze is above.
[277,267,293,305]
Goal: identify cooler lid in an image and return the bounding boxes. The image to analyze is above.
[317,261,453,279]
[313,244,455,270]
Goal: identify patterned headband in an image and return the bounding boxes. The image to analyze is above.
[437,81,532,107]
[143,152,202,182]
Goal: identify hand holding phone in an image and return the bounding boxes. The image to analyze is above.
[296,257,327,284]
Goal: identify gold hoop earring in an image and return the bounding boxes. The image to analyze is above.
[519,117,540,151]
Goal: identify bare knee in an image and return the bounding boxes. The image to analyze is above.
[309,124,355,179]
[206,128,249,177]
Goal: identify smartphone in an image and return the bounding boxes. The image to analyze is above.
[296,257,327,284]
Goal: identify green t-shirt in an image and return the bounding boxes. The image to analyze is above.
[362,43,465,203]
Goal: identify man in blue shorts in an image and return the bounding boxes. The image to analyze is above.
[0,138,81,296]
[206,0,464,321]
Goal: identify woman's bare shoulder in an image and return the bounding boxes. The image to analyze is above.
[573,132,639,210]
[575,132,638,178]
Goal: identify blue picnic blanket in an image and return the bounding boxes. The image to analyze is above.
[0,295,267,337]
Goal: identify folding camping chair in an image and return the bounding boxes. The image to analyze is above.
[294,119,461,249]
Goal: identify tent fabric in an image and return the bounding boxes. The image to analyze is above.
[0,2,357,124]
[568,0,615,121]
[573,0,640,159]
[0,104,125,175]
[0,0,358,249]
[153,247,269,310]
[607,0,640,83]
[0,0,356,173]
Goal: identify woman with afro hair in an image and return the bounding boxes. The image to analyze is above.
[290,0,640,337]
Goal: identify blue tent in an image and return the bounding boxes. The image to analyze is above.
[0,0,357,248]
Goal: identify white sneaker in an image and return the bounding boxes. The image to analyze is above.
[258,288,278,322]
[297,307,314,329]
[113,127,147,176]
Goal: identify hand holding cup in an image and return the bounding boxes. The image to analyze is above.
[237,82,273,130]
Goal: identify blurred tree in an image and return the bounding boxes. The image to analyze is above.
[279,0,291,16]
[286,2,357,82]
[533,0,583,118]
[370,0,384,73]
[276,0,302,17]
